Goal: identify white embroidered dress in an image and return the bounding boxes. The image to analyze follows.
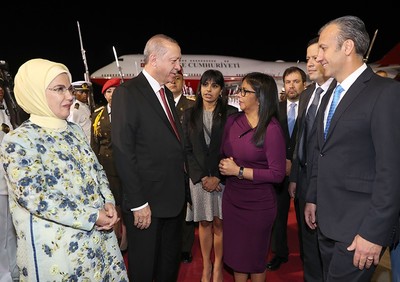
[0,120,128,282]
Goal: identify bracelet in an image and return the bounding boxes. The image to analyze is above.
[238,166,244,179]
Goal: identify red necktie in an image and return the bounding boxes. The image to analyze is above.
[159,87,180,141]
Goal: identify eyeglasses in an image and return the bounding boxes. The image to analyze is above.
[237,87,256,97]
[47,85,74,96]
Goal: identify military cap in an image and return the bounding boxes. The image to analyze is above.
[72,80,92,91]
[101,78,121,94]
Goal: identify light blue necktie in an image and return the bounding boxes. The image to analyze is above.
[288,102,296,137]
[324,85,344,139]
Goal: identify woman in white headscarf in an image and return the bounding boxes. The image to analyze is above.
[0,58,128,281]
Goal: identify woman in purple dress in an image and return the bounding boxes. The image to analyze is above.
[219,72,286,281]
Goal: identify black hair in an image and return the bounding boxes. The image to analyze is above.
[188,69,229,130]
[242,72,279,147]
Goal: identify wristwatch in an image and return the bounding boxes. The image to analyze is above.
[238,166,244,179]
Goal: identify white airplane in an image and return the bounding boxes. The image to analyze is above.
[90,54,309,95]
[90,42,400,97]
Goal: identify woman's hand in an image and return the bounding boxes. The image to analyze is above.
[201,176,221,192]
[96,203,120,231]
[219,157,239,176]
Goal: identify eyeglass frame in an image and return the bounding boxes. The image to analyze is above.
[237,87,256,97]
[47,85,75,96]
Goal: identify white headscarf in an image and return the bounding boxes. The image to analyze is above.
[14,58,72,129]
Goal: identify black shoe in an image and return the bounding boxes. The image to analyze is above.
[181,252,193,263]
[266,256,288,271]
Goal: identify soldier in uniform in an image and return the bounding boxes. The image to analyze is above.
[68,81,91,142]
[168,68,195,123]
[91,78,127,252]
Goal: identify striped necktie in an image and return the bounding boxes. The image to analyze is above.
[159,87,180,141]
[305,87,323,137]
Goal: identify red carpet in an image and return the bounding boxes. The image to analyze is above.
[177,200,304,281]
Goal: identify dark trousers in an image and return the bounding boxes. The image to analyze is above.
[296,166,323,281]
[293,197,303,261]
[298,197,323,282]
[271,177,291,259]
[124,210,183,282]
[318,229,381,282]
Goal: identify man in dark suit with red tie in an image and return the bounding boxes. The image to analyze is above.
[111,34,186,281]
[305,16,400,281]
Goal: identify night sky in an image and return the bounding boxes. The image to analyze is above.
[1,5,397,101]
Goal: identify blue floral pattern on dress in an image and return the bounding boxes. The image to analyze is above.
[0,120,128,281]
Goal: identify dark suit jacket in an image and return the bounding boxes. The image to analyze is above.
[289,85,314,199]
[174,94,195,203]
[278,100,299,161]
[182,105,238,184]
[307,67,400,246]
[290,80,336,199]
[111,72,185,217]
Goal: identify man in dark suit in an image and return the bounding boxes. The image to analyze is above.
[166,68,195,263]
[289,37,336,282]
[267,66,306,271]
[305,16,400,281]
[111,34,186,281]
